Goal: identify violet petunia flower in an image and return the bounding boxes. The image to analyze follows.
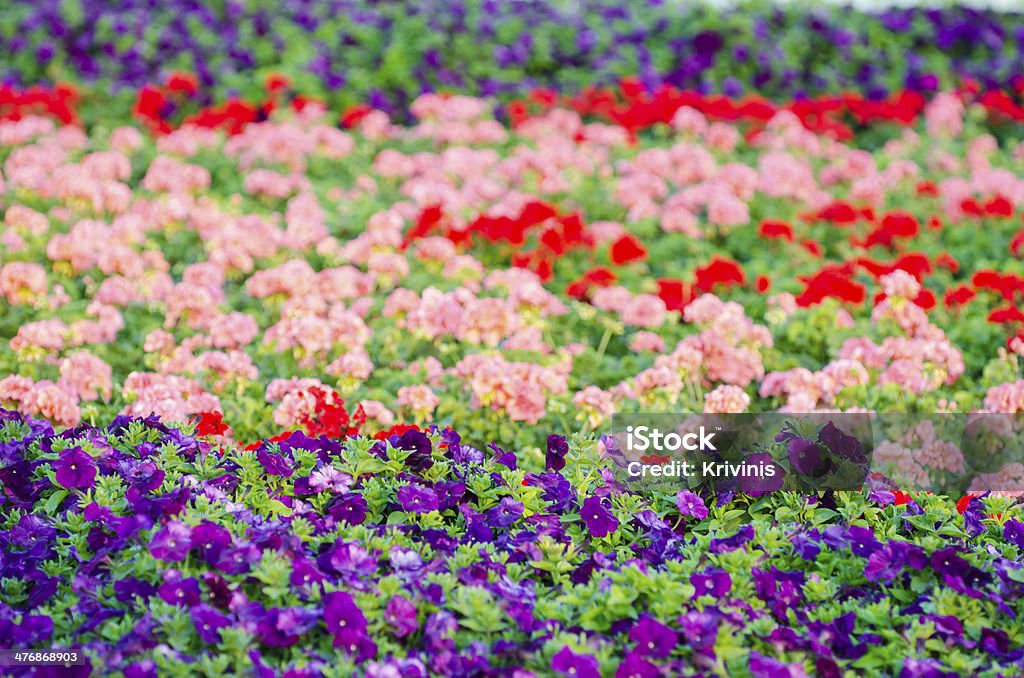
[546,434,568,471]
[323,591,370,650]
[54,446,97,489]
[551,647,601,678]
[384,595,419,638]
[629,617,679,659]
[580,496,618,538]
[397,484,439,514]
[191,604,231,644]
[487,496,524,528]
[149,521,192,562]
[675,490,709,520]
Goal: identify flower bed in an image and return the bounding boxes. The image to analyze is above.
[3,4,1024,673]
[2,408,1023,676]
[2,2,1024,118]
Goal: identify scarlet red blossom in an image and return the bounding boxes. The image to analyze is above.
[915,181,939,197]
[265,73,291,94]
[694,256,746,292]
[566,267,617,299]
[934,253,959,273]
[801,240,823,257]
[340,103,374,128]
[860,211,920,249]
[298,387,363,438]
[814,201,860,225]
[755,275,771,293]
[893,491,911,506]
[656,278,696,313]
[944,285,976,307]
[955,495,973,514]
[609,233,648,265]
[984,195,1014,218]
[988,306,1024,324]
[795,266,866,307]
[972,270,1023,300]
[165,71,198,96]
[1010,227,1024,257]
[194,411,228,437]
[758,220,795,242]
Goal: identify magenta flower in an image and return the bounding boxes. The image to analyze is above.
[385,595,419,638]
[323,591,370,650]
[149,520,192,562]
[580,496,618,538]
[53,446,97,489]
[629,617,679,658]
[396,484,439,514]
[615,651,658,678]
[675,489,709,520]
[552,647,601,678]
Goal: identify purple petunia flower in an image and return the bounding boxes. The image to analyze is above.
[1003,519,1024,549]
[487,496,524,528]
[256,448,294,477]
[546,434,568,471]
[748,651,806,678]
[709,524,755,553]
[818,421,867,464]
[159,577,202,607]
[629,617,679,658]
[384,595,419,637]
[53,446,98,489]
[149,521,192,562]
[394,428,433,472]
[327,492,368,525]
[787,437,822,475]
[691,568,732,597]
[740,452,784,496]
[191,604,231,644]
[552,647,601,678]
[675,490,708,520]
[191,522,233,565]
[898,657,958,678]
[615,651,658,678]
[323,591,370,650]
[397,484,439,514]
[580,496,618,538]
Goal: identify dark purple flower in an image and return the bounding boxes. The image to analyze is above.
[149,521,192,562]
[1003,519,1024,549]
[629,617,678,658]
[691,568,732,597]
[487,497,524,528]
[434,480,466,511]
[397,484,439,514]
[256,448,294,477]
[787,437,822,475]
[385,595,418,637]
[546,434,568,471]
[552,647,600,678]
[818,421,867,464]
[327,492,368,525]
[675,490,708,520]
[159,578,201,607]
[395,429,433,472]
[580,496,618,538]
[113,578,157,603]
[709,524,755,553]
[54,446,97,489]
[323,591,370,650]
[192,604,231,644]
[191,522,233,565]
[741,452,784,496]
